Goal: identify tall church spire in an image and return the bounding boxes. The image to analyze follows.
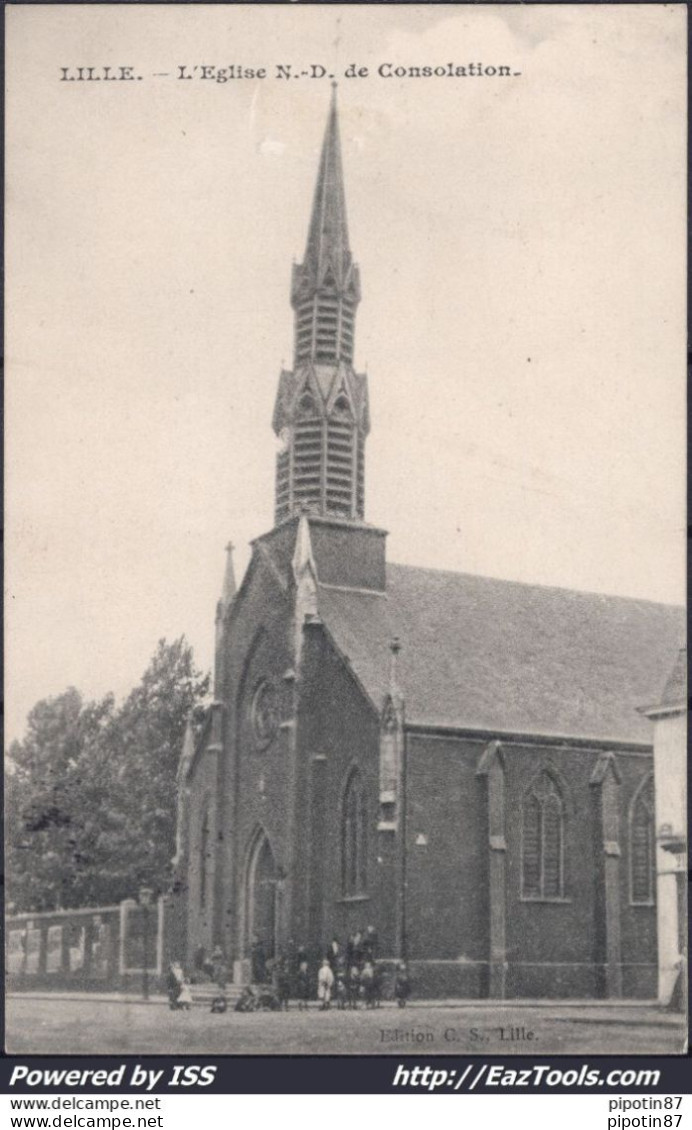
[273,89,370,525]
[290,84,360,367]
[302,84,352,294]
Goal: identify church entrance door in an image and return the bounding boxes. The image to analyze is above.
[246,830,279,967]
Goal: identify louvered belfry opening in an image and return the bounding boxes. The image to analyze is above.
[293,288,356,367]
[272,88,369,527]
[293,402,322,511]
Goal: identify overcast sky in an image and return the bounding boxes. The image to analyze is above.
[6,5,686,744]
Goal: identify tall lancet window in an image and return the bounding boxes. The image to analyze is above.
[292,393,322,513]
[341,769,367,896]
[199,807,210,909]
[326,392,354,517]
[629,775,655,905]
[522,772,566,899]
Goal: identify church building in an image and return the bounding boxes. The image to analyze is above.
[176,91,684,999]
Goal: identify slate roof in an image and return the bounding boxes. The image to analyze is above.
[658,647,687,708]
[317,564,685,745]
[642,646,687,715]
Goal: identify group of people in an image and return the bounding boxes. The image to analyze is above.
[167,945,227,1011]
[169,927,412,1013]
[252,926,412,1011]
[193,944,228,987]
[316,955,385,1011]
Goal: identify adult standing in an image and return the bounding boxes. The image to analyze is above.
[394,962,411,1007]
[166,962,184,1009]
[296,957,310,1010]
[211,944,227,989]
[327,936,341,971]
[250,935,267,984]
[363,925,378,961]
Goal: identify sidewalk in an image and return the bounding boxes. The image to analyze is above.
[8,989,684,1027]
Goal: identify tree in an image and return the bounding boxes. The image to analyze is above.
[5,638,210,911]
[6,688,114,911]
[96,637,210,902]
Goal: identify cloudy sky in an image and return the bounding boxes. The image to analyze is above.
[6,5,686,743]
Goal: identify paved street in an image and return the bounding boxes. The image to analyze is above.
[7,994,686,1056]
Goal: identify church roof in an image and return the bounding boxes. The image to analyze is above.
[641,645,687,717]
[657,646,686,708]
[317,564,684,745]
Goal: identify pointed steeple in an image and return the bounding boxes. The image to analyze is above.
[303,84,352,289]
[292,513,317,587]
[177,714,196,786]
[290,86,361,367]
[388,636,402,701]
[292,514,319,660]
[273,90,369,526]
[220,541,236,610]
[214,542,236,696]
[173,713,195,868]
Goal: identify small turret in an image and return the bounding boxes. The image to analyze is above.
[379,637,405,829]
[214,542,236,695]
[220,541,237,610]
[173,714,196,870]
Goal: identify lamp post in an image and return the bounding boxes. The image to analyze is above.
[138,887,153,1001]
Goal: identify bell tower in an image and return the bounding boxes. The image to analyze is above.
[272,87,370,525]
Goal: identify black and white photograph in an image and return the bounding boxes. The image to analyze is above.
[5,3,687,1057]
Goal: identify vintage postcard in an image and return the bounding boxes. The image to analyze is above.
[5,3,687,1056]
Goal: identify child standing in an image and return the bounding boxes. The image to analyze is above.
[346,964,360,1009]
[317,958,334,1010]
[296,959,310,1010]
[177,979,193,1011]
[394,962,411,1008]
[361,960,377,1009]
[276,958,291,1011]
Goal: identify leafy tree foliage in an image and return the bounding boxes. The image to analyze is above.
[6,688,114,911]
[6,638,210,912]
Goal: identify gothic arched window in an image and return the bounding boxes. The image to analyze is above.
[341,770,367,896]
[298,392,317,417]
[522,771,566,899]
[333,394,350,416]
[630,775,655,905]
